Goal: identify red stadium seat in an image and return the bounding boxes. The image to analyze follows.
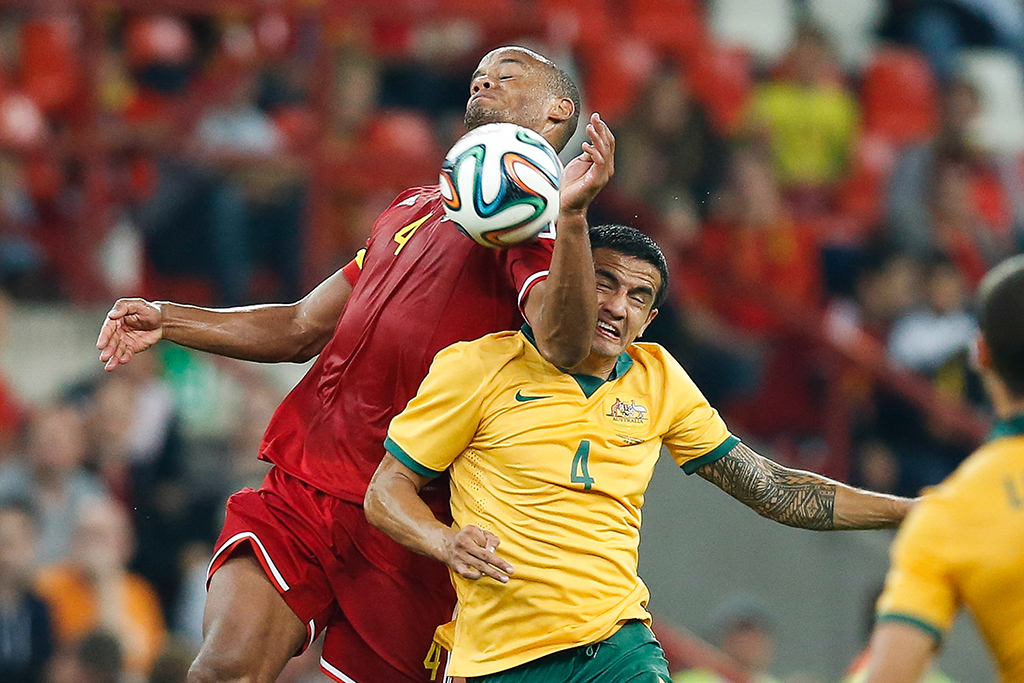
[19,18,82,117]
[685,45,752,135]
[536,0,614,51]
[580,39,659,124]
[627,0,707,60]
[862,48,939,145]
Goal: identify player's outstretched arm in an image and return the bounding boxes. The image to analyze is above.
[695,442,914,530]
[96,268,353,370]
[525,113,614,369]
[365,455,514,583]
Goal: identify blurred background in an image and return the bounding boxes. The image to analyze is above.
[0,0,1019,681]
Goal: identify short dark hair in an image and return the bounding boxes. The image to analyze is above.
[589,224,670,308]
[978,255,1024,397]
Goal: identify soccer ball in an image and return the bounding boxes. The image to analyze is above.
[439,122,562,248]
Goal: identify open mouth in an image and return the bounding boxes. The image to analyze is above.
[596,320,620,341]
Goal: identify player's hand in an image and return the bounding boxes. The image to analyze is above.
[443,525,514,583]
[559,112,615,216]
[96,298,164,371]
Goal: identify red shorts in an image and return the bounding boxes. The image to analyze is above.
[209,467,457,683]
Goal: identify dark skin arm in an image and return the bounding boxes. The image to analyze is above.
[525,113,614,368]
[364,454,514,583]
[696,443,914,530]
[97,267,352,369]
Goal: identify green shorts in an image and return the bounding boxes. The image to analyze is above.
[467,620,672,683]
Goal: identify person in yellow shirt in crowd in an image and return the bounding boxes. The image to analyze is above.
[746,23,858,195]
[864,255,1024,682]
[364,224,912,682]
[36,496,165,682]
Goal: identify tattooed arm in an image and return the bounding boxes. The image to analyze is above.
[695,442,913,530]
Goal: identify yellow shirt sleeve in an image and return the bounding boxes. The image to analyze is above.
[385,343,489,477]
[876,493,959,642]
[658,349,737,473]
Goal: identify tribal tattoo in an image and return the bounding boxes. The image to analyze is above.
[695,443,836,530]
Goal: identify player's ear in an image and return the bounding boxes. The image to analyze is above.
[974,334,992,370]
[638,308,659,338]
[547,96,574,125]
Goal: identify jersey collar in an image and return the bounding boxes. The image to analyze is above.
[520,324,634,398]
[988,412,1024,441]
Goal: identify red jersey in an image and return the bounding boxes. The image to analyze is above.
[258,186,555,505]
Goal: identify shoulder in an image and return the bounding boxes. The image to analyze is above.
[629,342,690,379]
[376,186,442,219]
[433,331,526,370]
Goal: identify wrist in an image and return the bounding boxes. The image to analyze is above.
[556,210,588,230]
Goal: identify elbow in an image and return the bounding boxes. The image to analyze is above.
[288,324,333,363]
[363,484,385,530]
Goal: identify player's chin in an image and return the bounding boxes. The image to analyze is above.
[464,106,506,131]
[590,334,623,359]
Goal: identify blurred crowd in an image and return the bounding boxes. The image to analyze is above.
[0,0,1022,681]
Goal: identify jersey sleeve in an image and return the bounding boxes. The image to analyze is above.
[659,350,738,474]
[344,186,426,286]
[876,493,959,643]
[385,343,489,478]
[341,249,367,286]
[500,231,555,314]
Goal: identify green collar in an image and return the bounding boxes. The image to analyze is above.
[521,324,634,398]
[988,413,1024,441]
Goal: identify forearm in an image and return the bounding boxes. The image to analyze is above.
[697,443,912,531]
[159,302,323,363]
[530,211,597,368]
[364,470,452,563]
[834,485,912,530]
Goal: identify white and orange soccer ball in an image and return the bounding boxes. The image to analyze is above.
[439,122,562,248]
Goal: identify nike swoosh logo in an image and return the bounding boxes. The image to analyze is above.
[515,390,552,402]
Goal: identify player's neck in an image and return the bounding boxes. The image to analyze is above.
[568,354,617,380]
[985,372,1024,421]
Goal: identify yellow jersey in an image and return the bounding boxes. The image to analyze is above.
[385,327,736,678]
[877,416,1024,682]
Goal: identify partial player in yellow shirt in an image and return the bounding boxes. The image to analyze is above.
[366,225,913,683]
[864,255,1024,683]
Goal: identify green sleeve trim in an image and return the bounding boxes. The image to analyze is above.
[682,435,740,475]
[876,613,944,644]
[384,437,445,479]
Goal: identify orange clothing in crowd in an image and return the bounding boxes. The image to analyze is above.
[681,217,820,334]
[36,565,166,679]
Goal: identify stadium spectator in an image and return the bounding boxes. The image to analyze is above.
[887,256,977,374]
[885,77,984,258]
[0,403,107,563]
[679,145,824,442]
[74,350,190,618]
[36,497,166,682]
[673,595,782,683]
[612,62,728,225]
[0,499,53,683]
[745,23,859,209]
[927,152,1014,286]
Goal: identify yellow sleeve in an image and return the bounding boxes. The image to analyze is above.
[385,343,488,477]
[658,350,737,474]
[876,494,959,643]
